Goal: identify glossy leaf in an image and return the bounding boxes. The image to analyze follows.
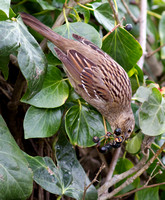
[31,0,55,10]
[24,106,62,139]
[65,103,109,147]
[21,65,69,108]
[114,158,140,194]
[102,27,142,72]
[139,88,165,136]
[24,133,97,199]
[0,16,47,98]
[135,187,159,200]
[128,64,144,94]
[133,86,152,103]
[93,3,115,31]
[48,21,102,56]
[0,0,10,17]
[0,115,33,200]
[126,132,143,154]
[159,11,165,59]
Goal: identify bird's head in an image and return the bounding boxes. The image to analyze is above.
[112,109,135,140]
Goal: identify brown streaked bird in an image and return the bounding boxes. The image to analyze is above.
[20,13,135,140]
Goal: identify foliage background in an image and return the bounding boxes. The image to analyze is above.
[0,0,165,200]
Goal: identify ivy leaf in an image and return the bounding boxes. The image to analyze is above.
[114,158,140,194]
[0,115,33,200]
[133,86,152,103]
[24,106,62,139]
[31,0,55,10]
[135,187,159,200]
[24,133,97,199]
[21,66,69,108]
[126,132,143,154]
[0,0,10,17]
[139,88,165,136]
[48,21,102,56]
[102,27,142,72]
[93,3,115,31]
[65,103,110,147]
[0,16,47,98]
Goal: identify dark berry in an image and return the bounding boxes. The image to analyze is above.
[125,24,133,31]
[99,146,108,153]
[115,136,123,144]
[104,143,112,151]
[114,128,122,136]
[93,136,100,143]
[111,143,121,148]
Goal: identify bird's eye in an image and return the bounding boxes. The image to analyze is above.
[128,128,132,133]
[114,128,122,136]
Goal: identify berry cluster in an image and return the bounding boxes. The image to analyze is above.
[93,128,124,154]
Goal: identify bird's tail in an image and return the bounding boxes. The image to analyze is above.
[20,12,67,50]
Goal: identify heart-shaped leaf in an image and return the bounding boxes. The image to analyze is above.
[24,106,62,139]
[139,88,165,136]
[0,115,33,200]
[22,65,69,108]
[48,21,102,56]
[65,103,111,147]
[102,27,142,72]
[24,132,97,199]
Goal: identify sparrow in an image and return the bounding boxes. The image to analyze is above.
[20,13,135,140]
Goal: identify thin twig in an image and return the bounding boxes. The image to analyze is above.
[98,135,154,197]
[121,0,138,24]
[106,148,121,182]
[137,0,147,69]
[108,0,121,25]
[112,182,165,199]
[149,147,165,169]
[82,163,105,200]
[99,142,165,200]
[146,44,165,58]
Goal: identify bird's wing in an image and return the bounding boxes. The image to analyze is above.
[55,48,131,105]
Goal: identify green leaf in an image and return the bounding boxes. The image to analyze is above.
[0,115,33,200]
[139,88,165,136]
[0,0,10,17]
[159,11,165,59]
[48,22,102,56]
[114,158,140,194]
[30,0,55,10]
[133,86,152,103]
[0,16,47,98]
[126,132,143,154]
[102,27,142,72]
[0,56,9,80]
[24,106,62,139]
[135,187,159,200]
[93,3,115,31]
[24,133,97,199]
[21,65,69,108]
[65,103,108,147]
[74,5,90,23]
[129,64,144,94]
